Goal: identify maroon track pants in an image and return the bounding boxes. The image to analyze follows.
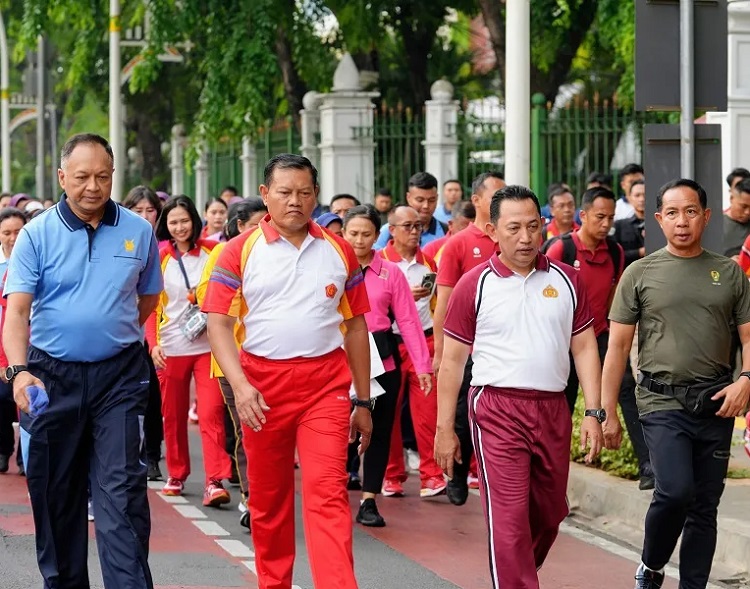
[469,386,571,589]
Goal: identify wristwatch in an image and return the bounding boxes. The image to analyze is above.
[740,371,750,381]
[584,408,607,423]
[5,365,29,383]
[352,398,375,412]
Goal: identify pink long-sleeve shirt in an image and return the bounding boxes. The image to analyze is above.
[363,253,432,375]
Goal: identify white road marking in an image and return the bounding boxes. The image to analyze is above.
[173,505,207,519]
[147,481,165,490]
[157,494,188,504]
[192,520,230,536]
[560,522,726,589]
[215,539,254,558]
[242,560,256,574]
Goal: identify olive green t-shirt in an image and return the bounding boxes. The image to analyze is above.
[609,248,750,415]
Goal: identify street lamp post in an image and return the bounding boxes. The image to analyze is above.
[110,0,123,201]
[504,0,531,187]
[35,36,45,200]
[0,11,9,193]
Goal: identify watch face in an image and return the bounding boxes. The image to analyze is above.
[5,366,13,381]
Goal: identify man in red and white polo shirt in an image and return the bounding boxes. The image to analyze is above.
[431,170,505,505]
[378,205,446,498]
[203,154,372,589]
[435,185,604,589]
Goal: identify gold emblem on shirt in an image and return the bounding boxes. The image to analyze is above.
[124,239,135,252]
[543,285,558,298]
[710,270,720,285]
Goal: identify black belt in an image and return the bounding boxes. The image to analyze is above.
[636,371,692,397]
[393,327,433,345]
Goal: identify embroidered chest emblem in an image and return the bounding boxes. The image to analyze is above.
[325,283,338,298]
[710,270,720,285]
[542,285,558,298]
[124,239,135,252]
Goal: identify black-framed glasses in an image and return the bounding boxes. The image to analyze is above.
[393,223,423,233]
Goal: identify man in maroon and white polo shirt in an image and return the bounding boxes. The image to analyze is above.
[435,185,604,589]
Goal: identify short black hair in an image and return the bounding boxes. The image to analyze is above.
[451,199,476,221]
[408,172,438,191]
[471,171,505,195]
[0,207,27,227]
[489,185,541,224]
[60,133,113,168]
[205,196,228,213]
[331,193,361,207]
[155,195,204,244]
[443,178,462,188]
[581,186,616,210]
[735,178,750,197]
[619,163,644,181]
[123,185,162,216]
[656,178,708,211]
[548,184,574,207]
[263,153,318,187]
[220,185,239,196]
[375,187,392,198]
[586,171,613,188]
[629,179,645,191]
[343,204,382,233]
[727,168,750,188]
[225,197,267,240]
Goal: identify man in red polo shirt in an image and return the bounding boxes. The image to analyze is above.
[378,205,445,498]
[543,185,579,242]
[203,154,372,589]
[432,170,505,505]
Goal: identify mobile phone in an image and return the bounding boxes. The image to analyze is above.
[421,272,437,293]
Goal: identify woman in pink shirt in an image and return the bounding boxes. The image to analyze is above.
[342,204,432,527]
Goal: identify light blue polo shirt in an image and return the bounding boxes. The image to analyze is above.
[373,216,448,250]
[5,194,163,362]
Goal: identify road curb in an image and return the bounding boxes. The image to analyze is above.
[566,463,750,577]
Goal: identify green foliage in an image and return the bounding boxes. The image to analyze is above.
[570,393,640,480]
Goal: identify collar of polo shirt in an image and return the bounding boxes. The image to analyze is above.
[382,240,428,266]
[367,252,385,275]
[56,193,119,231]
[259,214,324,243]
[489,253,550,278]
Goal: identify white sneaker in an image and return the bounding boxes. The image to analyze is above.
[406,449,420,473]
[188,401,199,424]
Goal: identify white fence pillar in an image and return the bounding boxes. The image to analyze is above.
[300,91,322,171]
[170,124,185,195]
[423,79,460,200]
[195,142,209,212]
[708,1,750,209]
[318,53,379,205]
[241,136,258,197]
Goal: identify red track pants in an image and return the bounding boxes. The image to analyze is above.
[241,348,358,589]
[469,386,571,589]
[385,334,442,484]
[161,352,231,483]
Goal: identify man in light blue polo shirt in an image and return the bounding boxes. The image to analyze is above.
[2,133,163,589]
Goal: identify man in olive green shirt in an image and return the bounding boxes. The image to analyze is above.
[601,179,750,589]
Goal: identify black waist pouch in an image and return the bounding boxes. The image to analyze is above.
[371,330,396,359]
[683,374,733,417]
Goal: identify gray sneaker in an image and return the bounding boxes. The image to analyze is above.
[634,563,664,589]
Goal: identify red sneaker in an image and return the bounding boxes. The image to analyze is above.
[203,480,231,507]
[420,476,447,498]
[162,477,184,496]
[381,478,405,497]
[467,472,480,490]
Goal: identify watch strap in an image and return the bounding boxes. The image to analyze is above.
[352,399,374,411]
[740,371,750,380]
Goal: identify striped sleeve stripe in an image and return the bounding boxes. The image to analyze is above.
[571,316,594,335]
[209,270,241,290]
[345,268,364,290]
[444,328,474,345]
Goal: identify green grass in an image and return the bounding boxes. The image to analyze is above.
[727,467,750,479]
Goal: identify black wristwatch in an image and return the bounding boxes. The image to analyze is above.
[584,408,607,423]
[740,371,750,381]
[5,365,29,383]
[352,399,375,412]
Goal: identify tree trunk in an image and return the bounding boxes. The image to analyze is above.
[397,14,437,108]
[477,0,506,94]
[275,26,307,129]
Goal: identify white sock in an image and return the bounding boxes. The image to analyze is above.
[640,562,665,574]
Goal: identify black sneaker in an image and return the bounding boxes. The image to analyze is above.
[446,478,468,506]
[147,460,162,481]
[0,454,9,474]
[228,467,241,487]
[639,476,655,491]
[634,563,664,588]
[17,464,25,477]
[347,473,362,491]
[239,510,251,531]
[356,498,385,527]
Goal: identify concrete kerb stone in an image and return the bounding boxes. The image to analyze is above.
[566,462,750,577]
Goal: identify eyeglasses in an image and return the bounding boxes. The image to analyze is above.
[393,223,423,233]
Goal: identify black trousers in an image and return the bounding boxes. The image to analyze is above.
[347,368,401,494]
[219,376,249,497]
[142,342,163,463]
[0,380,16,456]
[452,357,475,485]
[20,343,154,589]
[564,331,652,477]
[640,410,733,589]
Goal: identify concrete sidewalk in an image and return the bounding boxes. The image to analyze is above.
[566,425,750,584]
